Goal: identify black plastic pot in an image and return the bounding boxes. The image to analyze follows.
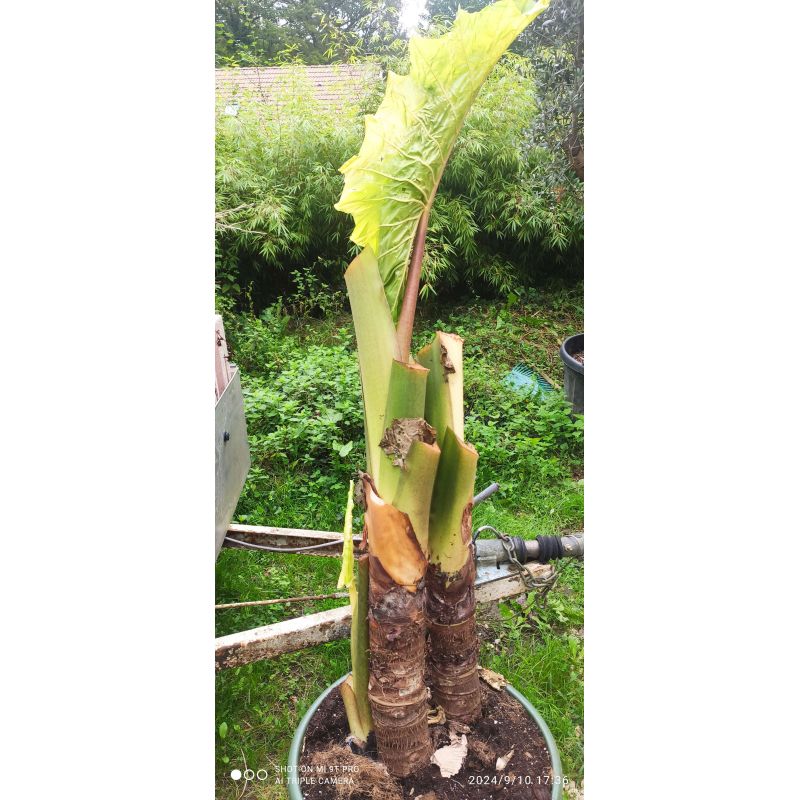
[287,674,564,800]
[559,333,584,415]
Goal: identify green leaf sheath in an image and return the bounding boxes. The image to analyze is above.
[344,247,400,482]
[417,331,464,441]
[335,0,551,319]
[340,487,372,743]
[336,480,356,590]
[426,429,481,722]
[393,440,441,555]
[428,427,478,573]
[351,555,372,735]
[377,359,429,503]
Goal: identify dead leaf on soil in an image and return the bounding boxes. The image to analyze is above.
[427,705,446,725]
[478,666,508,690]
[308,745,402,800]
[431,734,468,778]
[496,748,514,770]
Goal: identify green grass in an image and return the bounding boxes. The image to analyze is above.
[215,285,584,798]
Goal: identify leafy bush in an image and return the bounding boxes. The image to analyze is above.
[215,69,365,307]
[215,57,583,312]
[243,343,362,472]
[223,295,583,532]
[465,372,582,494]
[427,54,583,299]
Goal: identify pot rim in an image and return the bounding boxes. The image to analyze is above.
[559,332,584,376]
[287,673,564,800]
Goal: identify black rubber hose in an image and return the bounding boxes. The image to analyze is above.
[511,536,527,563]
[535,534,564,563]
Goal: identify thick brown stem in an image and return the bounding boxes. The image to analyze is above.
[362,475,431,777]
[368,555,432,776]
[395,206,430,364]
[425,510,481,723]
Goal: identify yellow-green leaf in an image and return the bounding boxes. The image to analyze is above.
[335,0,550,319]
[336,480,356,590]
[417,331,464,441]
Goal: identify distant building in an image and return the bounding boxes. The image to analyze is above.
[215,64,382,114]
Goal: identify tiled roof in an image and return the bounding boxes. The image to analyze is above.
[215,64,381,109]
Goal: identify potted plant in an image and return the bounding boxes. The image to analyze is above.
[559,332,584,415]
[288,1,565,797]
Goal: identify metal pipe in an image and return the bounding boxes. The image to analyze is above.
[472,482,500,507]
[475,533,584,566]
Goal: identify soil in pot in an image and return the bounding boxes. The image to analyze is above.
[298,684,554,800]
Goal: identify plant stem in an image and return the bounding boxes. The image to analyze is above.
[362,475,431,776]
[395,206,430,363]
[351,554,372,736]
[427,538,482,723]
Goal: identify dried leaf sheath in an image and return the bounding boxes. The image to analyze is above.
[362,476,432,777]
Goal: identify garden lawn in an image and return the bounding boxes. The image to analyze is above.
[216,285,584,799]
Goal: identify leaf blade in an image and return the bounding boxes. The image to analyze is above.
[335,0,551,318]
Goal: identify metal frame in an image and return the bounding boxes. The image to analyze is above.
[215,370,251,556]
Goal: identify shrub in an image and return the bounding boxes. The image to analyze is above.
[215,68,364,307]
[215,57,582,312]
[223,295,583,533]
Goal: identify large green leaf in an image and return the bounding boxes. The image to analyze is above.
[335,0,550,319]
